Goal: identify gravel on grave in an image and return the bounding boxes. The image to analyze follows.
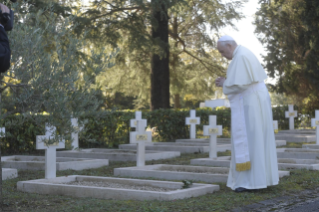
[58,181,178,192]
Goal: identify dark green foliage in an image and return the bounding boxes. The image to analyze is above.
[1,106,313,154]
[255,0,319,112]
[182,180,193,189]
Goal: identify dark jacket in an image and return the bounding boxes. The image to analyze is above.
[0,26,10,73]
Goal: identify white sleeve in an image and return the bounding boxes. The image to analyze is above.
[223,83,250,95]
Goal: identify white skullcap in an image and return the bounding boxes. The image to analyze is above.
[218,35,235,42]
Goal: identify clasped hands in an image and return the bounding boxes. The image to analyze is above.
[215,77,226,87]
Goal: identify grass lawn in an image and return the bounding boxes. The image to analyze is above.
[2,150,319,212]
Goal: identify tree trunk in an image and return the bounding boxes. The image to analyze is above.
[171,17,180,109]
[150,0,170,110]
[174,94,181,109]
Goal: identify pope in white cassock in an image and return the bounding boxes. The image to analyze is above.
[215,35,279,192]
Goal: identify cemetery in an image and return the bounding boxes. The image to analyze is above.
[2,0,319,211]
[2,155,109,171]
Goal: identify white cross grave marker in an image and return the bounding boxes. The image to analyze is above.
[130,111,151,143]
[130,120,152,166]
[273,120,278,134]
[311,110,319,144]
[36,124,65,179]
[186,110,200,139]
[285,104,297,130]
[71,118,83,150]
[203,116,223,159]
[0,127,5,138]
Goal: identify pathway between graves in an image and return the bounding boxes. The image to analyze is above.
[232,188,319,211]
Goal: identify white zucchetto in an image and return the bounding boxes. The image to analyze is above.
[218,35,235,42]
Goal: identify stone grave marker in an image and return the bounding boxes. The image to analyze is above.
[203,115,222,159]
[71,118,83,150]
[285,105,297,130]
[311,110,319,144]
[273,120,278,134]
[0,127,18,180]
[0,127,5,137]
[130,111,151,143]
[130,120,152,166]
[36,124,65,179]
[185,110,200,139]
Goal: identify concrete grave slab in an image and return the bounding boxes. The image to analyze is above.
[190,156,232,167]
[277,158,319,170]
[2,168,18,180]
[176,138,208,143]
[277,148,319,159]
[114,164,290,183]
[275,134,315,142]
[176,139,286,147]
[17,175,219,201]
[278,129,316,135]
[191,156,319,170]
[303,144,319,150]
[275,129,315,142]
[119,143,231,153]
[57,149,180,161]
[2,155,109,171]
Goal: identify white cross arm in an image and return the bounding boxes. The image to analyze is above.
[203,125,222,136]
[186,117,200,125]
[130,119,147,128]
[273,121,278,130]
[130,131,152,144]
[311,110,319,127]
[285,111,297,118]
[311,119,319,127]
[36,136,65,149]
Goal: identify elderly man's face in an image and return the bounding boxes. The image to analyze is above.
[217,42,233,60]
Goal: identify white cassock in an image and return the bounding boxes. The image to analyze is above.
[223,45,279,190]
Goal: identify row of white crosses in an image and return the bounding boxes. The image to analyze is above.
[285,104,297,130]
[186,110,222,158]
[71,118,83,150]
[312,110,319,144]
[36,124,65,179]
[130,111,152,166]
[273,121,278,133]
[36,118,83,179]
[186,110,201,139]
[203,115,223,159]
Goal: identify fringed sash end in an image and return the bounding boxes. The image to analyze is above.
[236,161,251,172]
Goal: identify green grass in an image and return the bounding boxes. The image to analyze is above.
[2,151,319,212]
[281,141,316,148]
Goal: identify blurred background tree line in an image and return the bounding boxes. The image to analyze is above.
[3,0,319,112]
[255,0,319,114]
[20,0,243,110]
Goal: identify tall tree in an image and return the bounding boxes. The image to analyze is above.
[150,0,170,110]
[89,0,243,109]
[255,0,319,112]
[0,2,110,204]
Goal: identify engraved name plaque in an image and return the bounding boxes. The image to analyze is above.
[289,112,295,117]
[189,119,198,124]
[136,134,147,141]
[208,128,218,134]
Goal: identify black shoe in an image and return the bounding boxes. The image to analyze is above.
[234,187,249,192]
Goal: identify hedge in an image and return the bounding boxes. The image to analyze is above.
[0,105,313,154]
